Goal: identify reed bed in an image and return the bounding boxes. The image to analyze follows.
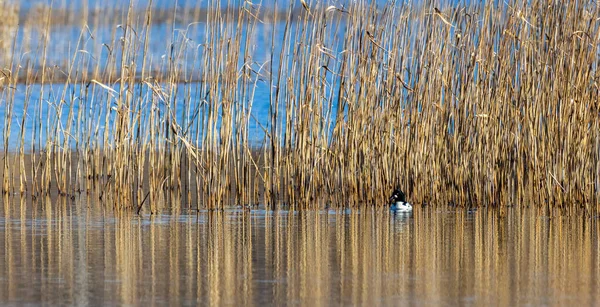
[0,0,599,213]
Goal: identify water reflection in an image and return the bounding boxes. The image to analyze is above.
[0,196,598,305]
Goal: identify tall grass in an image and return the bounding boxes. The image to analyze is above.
[0,0,599,213]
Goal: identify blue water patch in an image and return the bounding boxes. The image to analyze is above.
[2,0,527,151]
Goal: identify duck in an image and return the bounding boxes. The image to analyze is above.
[389,188,413,212]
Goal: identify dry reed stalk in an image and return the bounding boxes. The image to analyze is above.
[0,0,598,214]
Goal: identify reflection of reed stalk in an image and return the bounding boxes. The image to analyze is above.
[0,1,598,213]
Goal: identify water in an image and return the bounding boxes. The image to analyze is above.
[2,0,475,150]
[0,195,598,305]
[4,1,350,150]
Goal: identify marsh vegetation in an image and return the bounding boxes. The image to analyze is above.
[0,0,598,213]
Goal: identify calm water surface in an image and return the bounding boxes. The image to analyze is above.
[0,196,598,306]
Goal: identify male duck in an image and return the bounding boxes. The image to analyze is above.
[389,188,413,212]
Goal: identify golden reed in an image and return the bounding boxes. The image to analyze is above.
[0,0,598,213]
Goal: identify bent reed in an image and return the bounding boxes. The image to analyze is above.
[1,0,599,214]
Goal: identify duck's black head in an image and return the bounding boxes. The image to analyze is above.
[389,188,407,203]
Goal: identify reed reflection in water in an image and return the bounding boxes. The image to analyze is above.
[0,195,598,305]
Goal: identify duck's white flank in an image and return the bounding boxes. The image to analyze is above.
[390,201,413,212]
